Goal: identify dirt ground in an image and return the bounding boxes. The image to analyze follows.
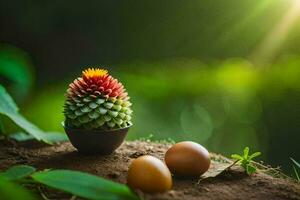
[0,139,299,200]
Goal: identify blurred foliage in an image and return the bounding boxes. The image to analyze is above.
[0,84,67,143]
[0,175,36,200]
[0,45,33,101]
[0,165,36,181]
[15,57,300,172]
[0,0,300,87]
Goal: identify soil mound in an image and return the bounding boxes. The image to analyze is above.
[0,140,299,200]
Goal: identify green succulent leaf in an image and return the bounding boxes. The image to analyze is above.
[104,102,114,109]
[98,107,108,115]
[114,118,123,125]
[108,110,118,118]
[89,102,98,109]
[115,99,122,105]
[122,101,131,107]
[69,105,77,111]
[107,121,116,128]
[96,118,105,126]
[125,115,132,121]
[76,103,84,107]
[108,97,117,103]
[83,97,92,102]
[31,170,138,200]
[104,115,112,122]
[81,106,91,113]
[88,111,100,119]
[118,113,126,119]
[75,110,84,116]
[112,105,121,111]
[64,85,132,129]
[78,115,90,123]
[96,98,105,104]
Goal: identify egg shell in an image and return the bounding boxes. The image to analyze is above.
[127,155,172,193]
[165,141,210,177]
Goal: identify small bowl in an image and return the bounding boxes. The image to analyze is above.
[62,122,131,155]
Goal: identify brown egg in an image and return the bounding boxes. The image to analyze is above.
[127,155,172,193]
[165,141,210,177]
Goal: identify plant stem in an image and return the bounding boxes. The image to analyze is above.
[38,186,51,200]
[252,161,292,179]
[292,165,300,182]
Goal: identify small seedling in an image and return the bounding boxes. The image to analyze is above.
[290,157,300,182]
[231,147,261,175]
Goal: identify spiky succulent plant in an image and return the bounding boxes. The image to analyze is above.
[64,68,132,130]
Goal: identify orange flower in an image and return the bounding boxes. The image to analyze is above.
[67,68,128,100]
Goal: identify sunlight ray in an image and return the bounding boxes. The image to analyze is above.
[217,0,272,45]
[251,0,300,64]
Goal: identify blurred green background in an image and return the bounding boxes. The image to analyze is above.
[0,0,300,173]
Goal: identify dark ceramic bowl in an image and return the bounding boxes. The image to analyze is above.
[62,122,130,155]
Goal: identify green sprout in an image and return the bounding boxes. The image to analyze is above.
[231,147,261,175]
[290,157,300,182]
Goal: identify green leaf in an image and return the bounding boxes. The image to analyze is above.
[31,170,139,200]
[9,132,33,141]
[1,165,36,181]
[57,131,69,138]
[0,45,33,99]
[243,147,249,158]
[231,154,243,160]
[0,84,19,113]
[10,132,68,143]
[0,84,65,144]
[246,164,256,175]
[290,158,300,182]
[290,157,300,169]
[249,152,261,160]
[292,165,300,182]
[0,175,36,200]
